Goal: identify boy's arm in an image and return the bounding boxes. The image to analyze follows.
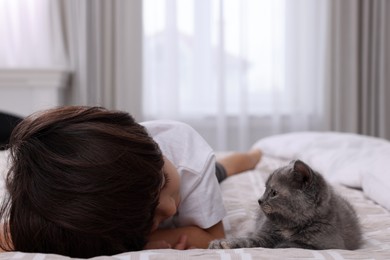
[148,221,225,249]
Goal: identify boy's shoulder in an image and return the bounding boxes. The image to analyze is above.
[141,120,205,147]
[141,120,194,134]
[142,120,214,177]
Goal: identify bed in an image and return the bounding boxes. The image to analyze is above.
[1,131,390,259]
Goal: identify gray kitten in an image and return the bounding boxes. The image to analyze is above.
[209,160,362,250]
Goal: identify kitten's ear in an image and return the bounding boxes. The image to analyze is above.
[292,160,313,186]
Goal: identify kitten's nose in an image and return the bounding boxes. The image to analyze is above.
[258,199,263,205]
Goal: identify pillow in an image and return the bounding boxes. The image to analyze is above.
[253,131,390,210]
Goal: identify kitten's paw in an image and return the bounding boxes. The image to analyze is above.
[208,239,234,249]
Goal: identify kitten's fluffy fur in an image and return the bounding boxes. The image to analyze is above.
[209,160,362,250]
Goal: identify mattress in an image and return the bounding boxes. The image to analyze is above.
[0,131,389,259]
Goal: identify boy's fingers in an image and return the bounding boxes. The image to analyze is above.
[173,235,188,250]
[144,240,171,249]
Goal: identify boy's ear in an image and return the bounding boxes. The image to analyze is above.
[292,160,313,187]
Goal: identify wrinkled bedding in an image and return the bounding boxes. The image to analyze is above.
[0,131,390,259]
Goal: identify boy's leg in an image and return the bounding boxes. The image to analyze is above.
[215,162,228,183]
[0,112,23,150]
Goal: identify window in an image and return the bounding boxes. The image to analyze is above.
[142,0,286,118]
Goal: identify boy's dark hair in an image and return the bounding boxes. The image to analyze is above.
[0,106,164,258]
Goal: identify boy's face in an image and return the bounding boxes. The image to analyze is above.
[151,156,181,231]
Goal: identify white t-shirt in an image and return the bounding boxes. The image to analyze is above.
[141,120,226,229]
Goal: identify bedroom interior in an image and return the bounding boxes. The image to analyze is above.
[0,0,389,259]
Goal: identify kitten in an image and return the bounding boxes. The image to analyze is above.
[209,160,362,250]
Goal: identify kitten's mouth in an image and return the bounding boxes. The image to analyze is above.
[261,204,272,214]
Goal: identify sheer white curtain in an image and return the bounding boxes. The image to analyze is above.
[4,0,388,149]
[0,0,144,118]
[143,0,329,151]
[0,0,66,68]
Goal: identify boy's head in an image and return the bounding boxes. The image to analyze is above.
[0,106,164,258]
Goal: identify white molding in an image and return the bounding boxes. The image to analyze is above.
[0,69,70,116]
[0,69,69,89]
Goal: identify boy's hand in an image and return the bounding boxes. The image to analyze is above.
[144,235,193,250]
[148,222,225,249]
[143,240,171,249]
[172,235,196,250]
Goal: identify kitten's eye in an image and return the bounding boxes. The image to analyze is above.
[270,189,278,198]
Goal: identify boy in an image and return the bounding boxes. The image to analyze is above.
[0,106,261,257]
